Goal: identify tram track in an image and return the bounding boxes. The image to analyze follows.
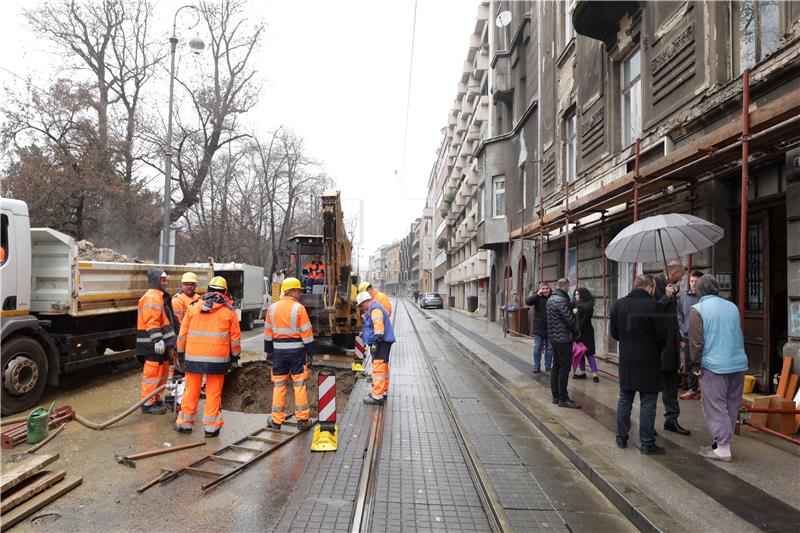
[349,299,512,533]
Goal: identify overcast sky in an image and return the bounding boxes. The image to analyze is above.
[1,0,479,270]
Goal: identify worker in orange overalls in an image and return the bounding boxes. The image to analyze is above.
[137,268,177,414]
[172,272,200,325]
[303,254,326,289]
[175,276,241,437]
[358,281,392,317]
[357,291,395,405]
[264,277,315,430]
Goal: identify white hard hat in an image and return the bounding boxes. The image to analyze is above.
[356,291,372,305]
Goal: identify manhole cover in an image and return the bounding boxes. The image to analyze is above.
[31,513,61,526]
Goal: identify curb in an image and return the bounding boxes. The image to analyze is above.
[424,311,686,533]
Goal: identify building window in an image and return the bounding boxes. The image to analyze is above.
[564,0,576,48]
[564,111,576,184]
[492,176,505,218]
[621,47,642,147]
[521,167,527,210]
[733,0,780,74]
[479,185,485,222]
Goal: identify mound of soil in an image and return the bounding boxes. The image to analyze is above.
[222,361,356,418]
[77,240,131,262]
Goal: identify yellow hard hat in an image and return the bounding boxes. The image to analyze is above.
[282,277,302,293]
[357,281,371,293]
[208,276,228,291]
[181,272,198,283]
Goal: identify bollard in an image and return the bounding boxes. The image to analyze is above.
[311,369,338,452]
[352,335,366,372]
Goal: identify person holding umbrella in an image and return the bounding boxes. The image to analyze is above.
[654,260,691,436]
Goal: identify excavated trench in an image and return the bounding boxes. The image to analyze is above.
[222,359,356,417]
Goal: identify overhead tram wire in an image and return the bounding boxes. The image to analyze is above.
[398,0,418,199]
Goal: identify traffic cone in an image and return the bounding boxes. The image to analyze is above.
[311,369,338,452]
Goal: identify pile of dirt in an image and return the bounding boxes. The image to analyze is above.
[222,361,356,418]
[77,240,131,262]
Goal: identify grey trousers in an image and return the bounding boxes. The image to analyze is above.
[699,369,745,447]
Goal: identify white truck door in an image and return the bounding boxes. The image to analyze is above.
[1,201,32,315]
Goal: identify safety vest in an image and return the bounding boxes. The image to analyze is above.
[362,301,395,345]
[305,260,326,279]
[370,288,392,317]
[136,288,176,360]
[177,294,241,375]
[264,296,315,356]
[172,292,199,324]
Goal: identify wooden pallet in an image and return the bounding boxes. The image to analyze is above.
[149,419,316,492]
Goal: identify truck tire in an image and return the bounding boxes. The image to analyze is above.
[241,312,255,331]
[1,336,49,416]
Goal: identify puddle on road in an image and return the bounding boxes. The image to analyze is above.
[222,359,355,417]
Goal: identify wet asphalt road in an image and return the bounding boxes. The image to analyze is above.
[1,327,314,533]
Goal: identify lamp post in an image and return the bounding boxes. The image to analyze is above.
[160,5,206,264]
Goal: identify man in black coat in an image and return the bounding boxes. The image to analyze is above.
[655,260,691,436]
[611,274,668,454]
[526,282,553,373]
[546,278,580,408]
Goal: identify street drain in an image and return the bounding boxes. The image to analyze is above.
[31,513,61,527]
[222,360,356,417]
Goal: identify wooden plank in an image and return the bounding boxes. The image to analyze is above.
[776,356,793,398]
[767,396,796,435]
[0,454,59,494]
[184,467,222,478]
[0,476,81,532]
[208,455,246,466]
[783,374,799,401]
[749,395,774,428]
[0,471,65,514]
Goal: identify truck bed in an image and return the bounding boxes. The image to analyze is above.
[31,229,212,317]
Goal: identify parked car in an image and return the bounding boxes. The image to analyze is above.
[420,292,444,309]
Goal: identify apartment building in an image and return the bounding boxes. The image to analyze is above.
[479,0,800,393]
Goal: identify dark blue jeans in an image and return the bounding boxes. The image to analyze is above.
[533,335,553,369]
[616,389,657,447]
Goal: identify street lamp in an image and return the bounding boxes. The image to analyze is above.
[160,5,206,264]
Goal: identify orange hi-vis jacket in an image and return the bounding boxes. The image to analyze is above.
[136,288,176,362]
[172,292,199,324]
[264,296,316,357]
[304,260,326,279]
[369,288,392,317]
[177,293,241,375]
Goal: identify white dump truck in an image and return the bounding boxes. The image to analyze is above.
[188,262,270,331]
[0,198,213,415]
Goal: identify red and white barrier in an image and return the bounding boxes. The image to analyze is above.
[318,369,336,431]
[354,335,366,361]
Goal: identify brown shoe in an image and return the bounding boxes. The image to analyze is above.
[680,390,701,400]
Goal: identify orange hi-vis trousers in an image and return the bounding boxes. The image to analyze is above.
[176,373,225,433]
[141,361,169,405]
[371,360,389,400]
[271,367,310,425]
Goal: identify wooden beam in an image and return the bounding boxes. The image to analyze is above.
[0,454,59,494]
[0,471,65,514]
[0,476,81,531]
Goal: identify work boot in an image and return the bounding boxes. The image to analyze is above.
[664,421,691,436]
[640,443,666,455]
[174,426,192,434]
[558,399,581,409]
[142,402,167,415]
[297,419,312,431]
[363,395,385,406]
[266,416,281,430]
[615,436,628,449]
[204,430,220,438]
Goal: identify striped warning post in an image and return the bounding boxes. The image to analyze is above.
[354,335,366,361]
[318,369,336,432]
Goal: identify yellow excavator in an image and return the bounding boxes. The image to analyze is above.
[273,190,360,348]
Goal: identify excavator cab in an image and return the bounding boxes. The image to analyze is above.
[286,235,326,295]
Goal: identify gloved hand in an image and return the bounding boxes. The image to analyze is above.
[265,352,273,362]
[230,354,240,368]
[154,339,165,355]
[373,334,384,345]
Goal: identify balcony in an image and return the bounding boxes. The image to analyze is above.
[474,95,489,124]
[572,1,640,48]
[491,53,512,96]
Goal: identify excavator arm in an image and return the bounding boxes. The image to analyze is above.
[321,190,353,315]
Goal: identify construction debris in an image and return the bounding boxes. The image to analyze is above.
[1,407,75,449]
[76,240,131,262]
